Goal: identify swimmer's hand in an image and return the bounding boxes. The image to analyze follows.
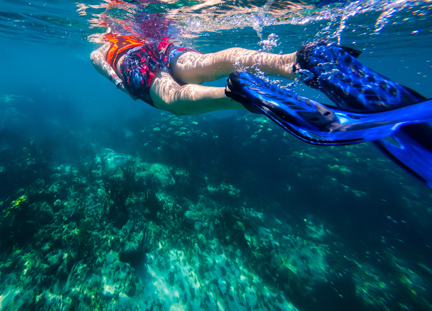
[117,82,139,101]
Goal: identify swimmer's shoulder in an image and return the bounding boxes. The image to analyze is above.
[98,42,111,59]
[90,42,110,67]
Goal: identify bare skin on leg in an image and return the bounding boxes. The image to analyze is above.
[149,49,297,115]
[150,70,244,116]
[170,49,297,84]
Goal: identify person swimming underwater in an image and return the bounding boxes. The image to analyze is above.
[90,31,299,114]
[91,34,432,188]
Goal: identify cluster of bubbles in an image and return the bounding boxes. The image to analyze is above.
[177,0,431,41]
[257,33,280,52]
[317,62,340,81]
[179,13,279,38]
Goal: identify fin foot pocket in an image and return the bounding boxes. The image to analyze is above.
[295,41,426,111]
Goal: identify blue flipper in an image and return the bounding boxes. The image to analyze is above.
[373,131,432,188]
[296,40,426,111]
[227,71,432,146]
[296,41,432,187]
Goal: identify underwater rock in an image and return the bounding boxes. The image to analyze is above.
[194,222,203,231]
[52,199,63,213]
[106,251,117,265]
[0,289,23,310]
[142,190,161,220]
[138,163,175,188]
[102,279,117,300]
[45,251,63,270]
[120,231,147,267]
[304,218,332,241]
[253,116,270,125]
[1,250,23,273]
[276,264,308,298]
[118,292,134,309]
[140,248,298,311]
[149,163,175,187]
[207,183,240,197]
[1,195,40,247]
[33,202,54,226]
[99,148,132,172]
[101,251,138,303]
[41,243,52,255]
[49,173,62,182]
[48,180,68,198]
[352,262,391,309]
[120,235,141,263]
[56,254,69,278]
[280,235,329,285]
[121,220,134,234]
[62,201,80,222]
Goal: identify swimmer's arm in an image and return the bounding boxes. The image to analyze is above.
[90,48,123,86]
[90,47,138,99]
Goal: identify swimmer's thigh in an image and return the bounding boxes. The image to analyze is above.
[150,70,244,116]
[149,70,182,114]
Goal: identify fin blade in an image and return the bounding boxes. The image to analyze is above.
[401,84,427,101]
[340,46,362,58]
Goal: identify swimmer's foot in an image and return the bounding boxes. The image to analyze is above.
[226,71,432,146]
[296,40,426,111]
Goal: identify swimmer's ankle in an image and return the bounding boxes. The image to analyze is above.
[278,52,297,79]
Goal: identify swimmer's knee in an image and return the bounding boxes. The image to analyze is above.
[150,83,186,115]
[157,85,195,116]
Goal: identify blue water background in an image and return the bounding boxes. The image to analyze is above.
[1,0,432,310]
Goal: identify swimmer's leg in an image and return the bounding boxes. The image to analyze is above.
[149,70,245,115]
[170,49,297,84]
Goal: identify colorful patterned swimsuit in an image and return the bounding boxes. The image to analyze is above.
[106,34,200,107]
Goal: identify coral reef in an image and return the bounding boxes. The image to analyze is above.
[0,98,431,311]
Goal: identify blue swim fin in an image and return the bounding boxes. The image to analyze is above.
[295,40,432,187]
[295,40,426,111]
[226,71,432,146]
[373,131,432,188]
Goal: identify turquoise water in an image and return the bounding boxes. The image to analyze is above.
[0,0,432,310]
